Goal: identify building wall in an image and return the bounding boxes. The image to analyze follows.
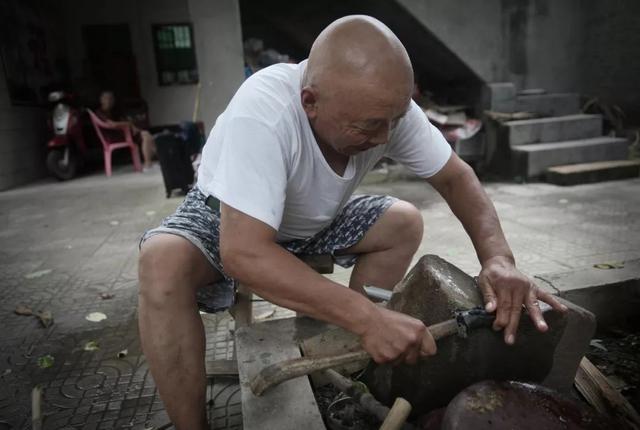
[0,0,63,190]
[0,66,48,190]
[397,0,639,123]
[514,0,583,93]
[187,0,246,131]
[396,0,583,92]
[61,0,244,131]
[0,0,243,190]
[579,1,640,123]
[396,0,506,84]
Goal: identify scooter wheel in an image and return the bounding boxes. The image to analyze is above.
[47,149,77,181]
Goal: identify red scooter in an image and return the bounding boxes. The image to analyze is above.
[46,91,87,180]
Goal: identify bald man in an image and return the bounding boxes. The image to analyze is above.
[138,16,566,428]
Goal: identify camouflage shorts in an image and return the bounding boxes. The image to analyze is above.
[140,187,396,312]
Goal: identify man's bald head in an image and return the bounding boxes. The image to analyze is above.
[303,15,413,98]
[300,16,415,157]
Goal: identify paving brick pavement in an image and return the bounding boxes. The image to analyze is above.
[1,166,638,429]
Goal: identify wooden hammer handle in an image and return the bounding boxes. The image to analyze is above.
[380,397,412,430]
[250,349,369,396]
[425,318,459,340]
[250,319,458,396]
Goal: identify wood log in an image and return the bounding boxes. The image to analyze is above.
[574,356,640,429]
[230,282,253,328]
[324,369,414,430]
[32,385,43,430]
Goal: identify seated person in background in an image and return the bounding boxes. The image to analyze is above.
[96,90,157,170]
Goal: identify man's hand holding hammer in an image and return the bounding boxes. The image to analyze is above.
[357,306,438,366]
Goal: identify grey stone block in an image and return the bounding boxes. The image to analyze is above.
[482,82,516,113]
[506,114,602,146]
[453,132,485,162]
[362,255,595,415]
[512,136,629,178]
[516,93,581,117]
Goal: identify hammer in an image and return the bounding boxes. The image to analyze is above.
[250,306,495,396]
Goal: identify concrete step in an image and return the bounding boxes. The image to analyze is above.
[516,93,581,117]
[546,159,640,185]
[506,114,602,146]
[512,136,629,178]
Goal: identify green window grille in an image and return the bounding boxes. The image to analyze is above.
[152,23,198,86]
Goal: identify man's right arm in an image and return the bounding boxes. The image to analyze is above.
[219,202,437,364]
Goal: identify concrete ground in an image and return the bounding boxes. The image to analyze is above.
[1,165,639,429]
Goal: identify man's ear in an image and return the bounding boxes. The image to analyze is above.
[300,87,318,119]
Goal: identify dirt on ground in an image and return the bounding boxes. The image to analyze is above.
[586,324,640,411]
[315,384,379,430]
[313,326,640,430]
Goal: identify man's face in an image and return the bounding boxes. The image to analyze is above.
[307,83,411,156]
[100,92,115,111]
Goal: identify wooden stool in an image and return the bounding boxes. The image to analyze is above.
[230,254,334,328]
[206,254,334,378]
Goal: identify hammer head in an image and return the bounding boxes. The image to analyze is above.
[454,301,554,338]
[455,307,496,338]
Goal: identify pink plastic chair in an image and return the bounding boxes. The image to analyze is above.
[87,109,143,176]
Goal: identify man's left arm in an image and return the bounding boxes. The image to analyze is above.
[427,153,567,344]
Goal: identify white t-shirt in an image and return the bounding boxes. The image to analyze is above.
[197,60,452,242]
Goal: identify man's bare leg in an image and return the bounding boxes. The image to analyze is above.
[138,234,221,429]
[338,200,423,293]
[140,130,156,169]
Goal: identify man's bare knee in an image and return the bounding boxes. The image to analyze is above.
[388,200,424,244]
[138,235,219,308]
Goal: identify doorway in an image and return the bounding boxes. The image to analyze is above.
[82,24,140,99]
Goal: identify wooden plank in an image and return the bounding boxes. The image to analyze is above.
[229,255,332,329]
[235,317,328,430]
[206,359,238,377]
[547,159,640,174]
[230,282,253,328]
[575,357,640,429]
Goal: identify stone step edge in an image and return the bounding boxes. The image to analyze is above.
[512,136,628,152]
[547,159,640,174]
[516,92,580,99]
[505,113,601,126]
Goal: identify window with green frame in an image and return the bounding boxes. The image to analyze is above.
[152,23,198,86]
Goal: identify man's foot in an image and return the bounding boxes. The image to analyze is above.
[142,163,158,173]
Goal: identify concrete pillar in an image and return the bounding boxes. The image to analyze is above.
[0,65,11,109]
[187,0,245,133]
[0,64,47,190]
